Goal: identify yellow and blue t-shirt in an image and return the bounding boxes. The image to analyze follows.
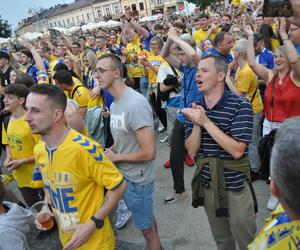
[33,129,124,249]
[248,205,300,250]
[2,116,42,188]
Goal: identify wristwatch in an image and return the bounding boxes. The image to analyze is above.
[91,216,104,229]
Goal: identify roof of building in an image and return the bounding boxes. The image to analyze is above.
[48,0,95,17]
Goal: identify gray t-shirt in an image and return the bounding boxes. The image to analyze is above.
[110,87,155,185]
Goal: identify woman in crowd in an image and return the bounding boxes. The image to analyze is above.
[246,19,300,210]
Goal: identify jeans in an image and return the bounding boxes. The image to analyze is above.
[140,76,149,98]
[249,112,263,173]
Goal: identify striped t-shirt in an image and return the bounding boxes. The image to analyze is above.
[185,90,253,192]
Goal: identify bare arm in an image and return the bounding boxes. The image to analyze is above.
[185,124,202,158]
[168,28,200,67]
[183,105,247,159]
[24,42,47,73]
[225,73,244,96]
[279,18,300,86]
[105,126,156,163]
[160,38,180,69]
[62,181,127,250]
[245,25,272,83]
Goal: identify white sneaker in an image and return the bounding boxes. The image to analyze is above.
[115,199,131,230]
[267,195,278,211]
[160,136,168,143]
[158,123,165,133]
[164,191,188,204]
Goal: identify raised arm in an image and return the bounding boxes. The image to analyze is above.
[168,28,200,66]
[121,13,149,39]
[24,42,47,73]
[160,38,180,69]
[245,25,272,83]
[279,18,300,86]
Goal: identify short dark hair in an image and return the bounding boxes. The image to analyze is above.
[0,182,5,206]
[199,13,209,19]
[53,70,73,86]
[4,83,29,99]
[53,62,68,72]
[15,72,35,88]
[72,42,81,48]
[29,84,67,111]
[173,21,186,31]
[223,14,231,19]
[53,63,78,78]
[20,49,33,60]
[214,31,229,47]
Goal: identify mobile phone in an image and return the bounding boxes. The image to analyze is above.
[263,0,293,17]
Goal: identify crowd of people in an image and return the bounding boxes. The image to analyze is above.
[1,0,300,249]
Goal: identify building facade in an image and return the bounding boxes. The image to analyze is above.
[16,0,184,35]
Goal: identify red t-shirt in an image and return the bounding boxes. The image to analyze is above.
[264,73,300,122]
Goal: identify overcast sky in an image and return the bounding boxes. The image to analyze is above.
[1,0,74,31]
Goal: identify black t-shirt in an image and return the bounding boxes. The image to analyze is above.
[0,66,13,87]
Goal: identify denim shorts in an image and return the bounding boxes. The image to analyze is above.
[123,180,154,230]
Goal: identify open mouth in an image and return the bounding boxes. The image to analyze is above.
[196,79,203,86]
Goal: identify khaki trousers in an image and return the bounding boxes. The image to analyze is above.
[204,184,257,250]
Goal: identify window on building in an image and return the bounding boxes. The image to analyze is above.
[82,14,85,22]
[50,23,53,28]
[131,4,136,11]
[86,13,89,20]
[97,9,102,17]
[72,17,75,25]
[54,21,57,27]
[114,5,120,14]
[67,18,70,25]
[76,16,80,22]
[105,7,111,16]
[139,2,144,10]
[157,0,163,5]
[63,20,66,27]
[58,21,62,27]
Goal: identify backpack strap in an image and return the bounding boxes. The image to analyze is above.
[3,115,10,132]
[70,85,82,99]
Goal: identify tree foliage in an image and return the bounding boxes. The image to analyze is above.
[0,15,12,38]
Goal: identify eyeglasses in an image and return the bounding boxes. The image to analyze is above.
[95,67,116,74]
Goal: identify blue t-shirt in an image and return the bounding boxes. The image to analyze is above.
[294,44,300,55]
[27,64,39,83]
[140,32,154,52]
[177,65,202,123]
[257,48,274,70]
[202,47,233,64]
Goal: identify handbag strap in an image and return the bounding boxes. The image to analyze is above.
[250,86,258,103]
[270,72,277,127]
[169,64,178,76]
[270,73,277,108]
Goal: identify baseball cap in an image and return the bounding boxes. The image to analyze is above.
[253,32,263,45]
[0,50,10,60]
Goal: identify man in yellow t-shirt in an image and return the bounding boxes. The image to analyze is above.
[228,38,263,176]
[2,84,43,207]
[53,70,89,118]
[248,118,300,250]
[25,84,126,250]
[193,14,220,46]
